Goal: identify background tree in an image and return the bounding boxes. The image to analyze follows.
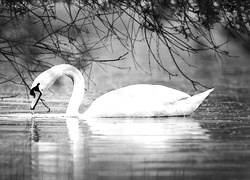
[0,0,250,93]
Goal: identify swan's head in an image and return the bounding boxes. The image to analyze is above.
[30,69,59,110]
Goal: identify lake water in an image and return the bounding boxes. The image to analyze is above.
[0,54,250,180]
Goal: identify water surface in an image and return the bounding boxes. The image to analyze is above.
[0,87,250,180]
[1,59,250,180]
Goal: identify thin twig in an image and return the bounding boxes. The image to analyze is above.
[0,93,20,100]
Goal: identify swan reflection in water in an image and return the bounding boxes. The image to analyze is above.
[28,64,213,178]
[30,116,209,179]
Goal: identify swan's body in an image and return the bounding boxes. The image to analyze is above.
[30,64,213,117]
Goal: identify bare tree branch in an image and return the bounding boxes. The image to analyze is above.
[0,0,250,95]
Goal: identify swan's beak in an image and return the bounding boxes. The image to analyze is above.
[30,86,42,110]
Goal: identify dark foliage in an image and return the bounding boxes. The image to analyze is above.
[1,0,250,91]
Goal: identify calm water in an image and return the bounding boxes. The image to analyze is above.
[1,59,250,180]
[0,86,250,180]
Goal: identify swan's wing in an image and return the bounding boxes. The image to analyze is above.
[93,84,190,105]
[84,84,191,117]
[109,84,191,103]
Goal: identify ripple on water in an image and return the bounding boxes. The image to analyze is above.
[0,86,250,179]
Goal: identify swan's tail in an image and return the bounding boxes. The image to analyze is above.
[173,88,214,116]
[188,88,214,113]
[191,88,213,100]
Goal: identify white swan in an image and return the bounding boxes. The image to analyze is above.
[30,64,213,117]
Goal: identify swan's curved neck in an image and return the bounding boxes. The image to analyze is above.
[54,65,85,115]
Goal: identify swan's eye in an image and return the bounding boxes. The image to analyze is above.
[30,89,35,98]
[30,83,40,98]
